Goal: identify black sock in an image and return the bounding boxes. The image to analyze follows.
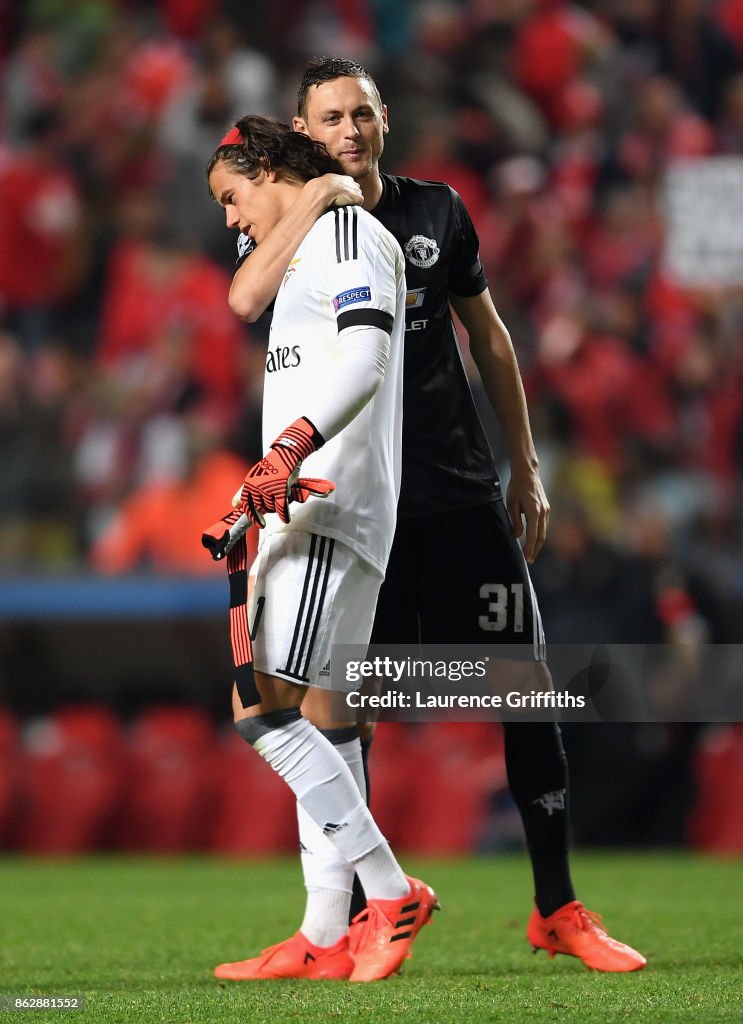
[503,721,576,918]
[348,735,373,921]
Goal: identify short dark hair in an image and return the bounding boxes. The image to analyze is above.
[206,114,338,192]
[297,56,382,118]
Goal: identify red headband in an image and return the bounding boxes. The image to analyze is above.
[219,126,244,147]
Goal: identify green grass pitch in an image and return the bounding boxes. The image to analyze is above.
[1,852,741,1023]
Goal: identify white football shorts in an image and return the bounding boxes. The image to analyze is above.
[248,529,383,689]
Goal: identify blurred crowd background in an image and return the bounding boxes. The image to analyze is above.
[1,0,743,856]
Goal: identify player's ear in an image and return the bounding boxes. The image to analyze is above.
[381,104,389,134]
[293,116,309,136]
[258,158,277,182]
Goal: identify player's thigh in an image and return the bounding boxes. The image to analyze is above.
[230,540,308,721]
[302,686,350,730]
[251,529,383,721]
[418,500,551,701]
[231,676,305,722]
[301,688,380,739]
[419,499,546,657]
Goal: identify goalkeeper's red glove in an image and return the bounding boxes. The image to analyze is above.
[236,417,335,527]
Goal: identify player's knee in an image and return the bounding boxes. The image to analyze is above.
[234,707,302,746]
[301,686,355,731]
[534,661,553,690]
[492,658,557,721]
[359,720,377,743]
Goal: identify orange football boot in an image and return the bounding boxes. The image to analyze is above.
[527,900,646,972]
[348,875,439,982]
[214,931,353,980]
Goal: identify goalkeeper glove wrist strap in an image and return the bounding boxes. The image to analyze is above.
[270,416,325,467]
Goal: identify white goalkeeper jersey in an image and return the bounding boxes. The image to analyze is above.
[261,205,406,576]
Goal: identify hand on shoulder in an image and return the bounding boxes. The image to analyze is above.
[305,173,363,208]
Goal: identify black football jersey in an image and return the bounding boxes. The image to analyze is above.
[235,173,501,519]
[370,174,500,519]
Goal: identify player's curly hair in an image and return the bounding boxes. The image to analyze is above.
[297,57,383,118]
[206,114,339,191]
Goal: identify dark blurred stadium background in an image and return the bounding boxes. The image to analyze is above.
[1,0,743,858]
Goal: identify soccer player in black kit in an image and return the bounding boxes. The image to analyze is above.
[215,58,645,979]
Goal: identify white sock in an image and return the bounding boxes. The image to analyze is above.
[252,716,399,874]
[332,736,367,800]
[299,886,352,947]
[329,735,407,900]
[354,843,409,900]
[297,734,365,944]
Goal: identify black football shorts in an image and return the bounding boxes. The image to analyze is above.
[370,498,546,660]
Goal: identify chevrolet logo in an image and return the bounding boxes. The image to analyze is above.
[405,288,426,309]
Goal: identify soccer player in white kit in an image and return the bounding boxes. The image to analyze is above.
[206,115,438,982]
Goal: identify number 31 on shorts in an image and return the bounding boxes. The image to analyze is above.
[479,583,524,632]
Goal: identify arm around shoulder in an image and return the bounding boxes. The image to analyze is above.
[228,175,363,322]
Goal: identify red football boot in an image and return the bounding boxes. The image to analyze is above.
[214,931,353,980]
[527,901,646,972]
[348,875,439,982]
